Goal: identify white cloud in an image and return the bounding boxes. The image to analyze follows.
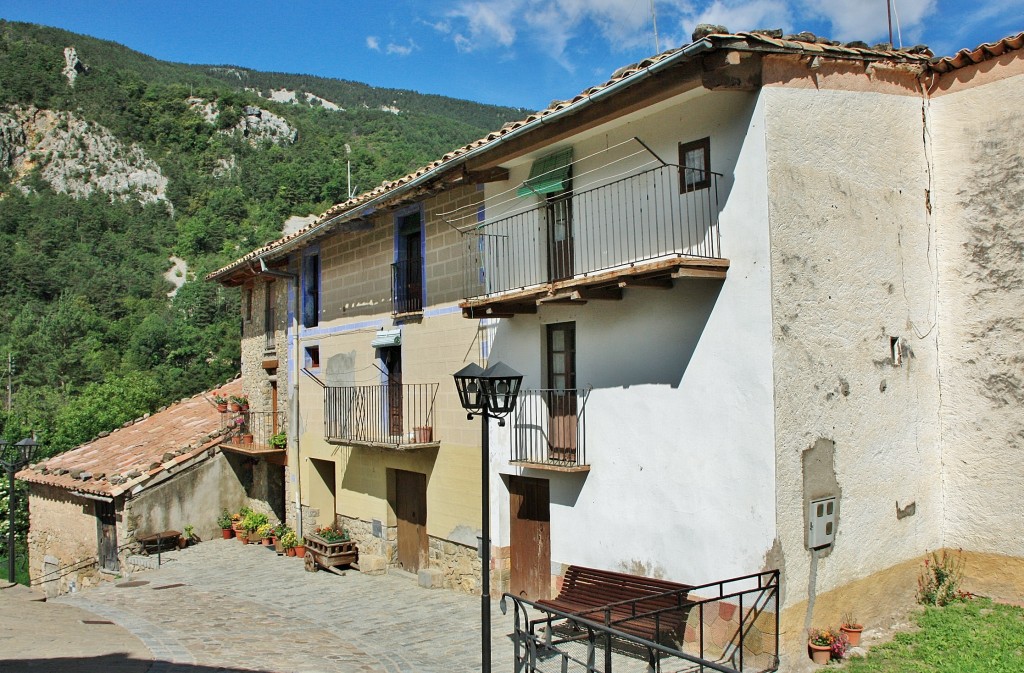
[386,39,419,56]
[680,0,793,37]
[366,36,381,51]
[448,1,520,53]
[801,0,936,44]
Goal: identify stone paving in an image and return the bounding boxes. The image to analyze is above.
[54,538,515,673]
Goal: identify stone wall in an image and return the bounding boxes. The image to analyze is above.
[428,536,481,594]
[125,451,250,543]
[26,485,120,597]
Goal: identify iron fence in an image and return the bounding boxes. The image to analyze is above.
[464,164,722,299]
[508,388,590,468]
[324,383,438,447]
[505,569,780,673]
[223,410,284,450]
[392,256,424,314]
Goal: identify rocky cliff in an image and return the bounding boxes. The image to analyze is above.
[0,105,168,206]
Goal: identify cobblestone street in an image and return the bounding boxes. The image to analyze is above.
[43,539,513,672]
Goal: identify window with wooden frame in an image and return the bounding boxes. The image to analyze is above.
[678,137,711,193]
[302,249,320,328]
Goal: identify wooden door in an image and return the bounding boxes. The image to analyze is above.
[509,476,550,600]
[547,191,574,280]
[396,470,427,572]
[383,347,403,436]
[271,381,279,434]
[96,501,118,572]
[547,322,578,462]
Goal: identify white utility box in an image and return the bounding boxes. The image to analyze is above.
[808,496,837,549]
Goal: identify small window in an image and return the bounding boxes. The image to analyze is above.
[302,252,320,328]
[305,345,320,369]
[244,286,253,322]
[679,137,711,193]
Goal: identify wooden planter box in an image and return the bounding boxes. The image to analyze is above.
[303,534,358,573]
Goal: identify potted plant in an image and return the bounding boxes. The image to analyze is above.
[840,613,863,647]
[182,524,197,547]
[217,509,234,539]
[212,392,229,413]
[242,510,269,545]
[807,627,847,665]
[272,523,288,552]
[232,509,247,540]
[293,536,307,559]
[256,523,274,546]
[280,530,299,557]
[269,432,287,450]
[229,395,248,412]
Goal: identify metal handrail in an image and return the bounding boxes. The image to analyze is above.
[224,410,284,449]
[465,164,722,299]
[324,383,438,447]
[508,388,590,467]
[505,569,780,673]
[391,256,424,314]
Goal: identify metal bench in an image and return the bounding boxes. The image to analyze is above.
[537,565,694,643]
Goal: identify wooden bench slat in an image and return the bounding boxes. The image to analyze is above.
[537,565,695,642]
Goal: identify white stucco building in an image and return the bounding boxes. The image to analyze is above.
[208,29,1024,670]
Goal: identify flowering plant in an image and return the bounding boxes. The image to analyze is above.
[917,549,972,606]
[212,392,228,405]
[808,627,848,659]
[313,525,350,543]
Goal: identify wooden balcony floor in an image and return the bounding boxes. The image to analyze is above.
[461,256,729,317]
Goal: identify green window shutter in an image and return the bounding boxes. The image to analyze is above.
[517,148,574,197]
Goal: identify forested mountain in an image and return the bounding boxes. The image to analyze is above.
[0,20,526,457]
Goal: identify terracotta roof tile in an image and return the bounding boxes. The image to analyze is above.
[17,379,242,497]
[931,31,1024,73]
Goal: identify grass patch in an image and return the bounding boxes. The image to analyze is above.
[843,599,1024,673]
[0,556,30,586]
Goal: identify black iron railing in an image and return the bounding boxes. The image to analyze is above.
[505,569,780,673]
[509,388,589,468]
[224,410,284,450]
[464,164,722,299]
[324,383,438,447]
[392,256,424,314]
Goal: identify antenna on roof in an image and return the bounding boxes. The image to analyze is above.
[344,144,358,199]
[651,0,661,53]
[886,0,903,49]
[887,0,893,46]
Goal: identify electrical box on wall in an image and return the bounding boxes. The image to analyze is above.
[808,496,837,549]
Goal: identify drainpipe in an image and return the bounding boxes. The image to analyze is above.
[258,258,303,536]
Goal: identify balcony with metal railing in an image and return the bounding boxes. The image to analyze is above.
[391,256,424,315]
[221,410,286,462]
[508,388,590,472]
[323,383,439,450]
[461,164,727,317]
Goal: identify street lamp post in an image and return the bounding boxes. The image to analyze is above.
[453,361,523,673]
[1,437,40,584]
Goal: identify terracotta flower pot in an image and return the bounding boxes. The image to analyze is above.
[808,642,831,665]
[841,625,863,647]
[286,547,296,557]
[221,528,233,539]
[229,402,241,412]
[217,403,228,413]
[293,544,306,557]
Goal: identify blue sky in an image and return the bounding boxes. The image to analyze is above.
[2,1,1021,110]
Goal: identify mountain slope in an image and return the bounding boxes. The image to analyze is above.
[0,19,525,455]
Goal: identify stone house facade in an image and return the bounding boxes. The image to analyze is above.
[17,379,255,597]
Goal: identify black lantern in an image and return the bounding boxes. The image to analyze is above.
[452,361,523,673]
[453,362,486,415]
[2,436,41,585]
[478,362,523,417]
